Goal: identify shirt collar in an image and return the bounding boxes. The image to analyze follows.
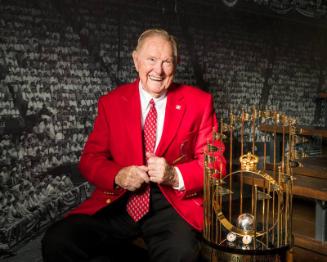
[138,81,167,107]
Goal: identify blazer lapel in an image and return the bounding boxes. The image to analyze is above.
[156,84,186,156]
[121,80,144,165]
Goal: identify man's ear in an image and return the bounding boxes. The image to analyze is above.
[132,50,139,72]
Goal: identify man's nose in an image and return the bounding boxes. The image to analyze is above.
[153,61,163,74]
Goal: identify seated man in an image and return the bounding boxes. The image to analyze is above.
[42,28,226,262]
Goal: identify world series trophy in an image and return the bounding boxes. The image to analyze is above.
[203,108,298,262]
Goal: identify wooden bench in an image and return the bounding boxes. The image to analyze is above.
[291,156,327,243]
[241,155,327,259]
[259,124,327,242]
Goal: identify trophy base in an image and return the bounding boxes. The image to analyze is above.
[201,240,291,262]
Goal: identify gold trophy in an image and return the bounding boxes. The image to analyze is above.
[203,108,297,262]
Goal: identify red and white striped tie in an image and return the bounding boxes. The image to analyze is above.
[126,99,157,221]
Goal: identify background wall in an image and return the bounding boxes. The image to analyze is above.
[0,0,326,253]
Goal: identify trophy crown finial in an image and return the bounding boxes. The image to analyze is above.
[239,152,259,171]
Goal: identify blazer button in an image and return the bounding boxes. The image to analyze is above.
[106,198,111,204]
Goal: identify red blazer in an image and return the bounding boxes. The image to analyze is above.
[69,80,226,231]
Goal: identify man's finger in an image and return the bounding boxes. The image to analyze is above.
[138,165,149,172]
[136,166,150,183]
[146,152,155,160]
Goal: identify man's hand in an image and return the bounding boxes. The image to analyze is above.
[146,153,179,187]
[115,165,149,191]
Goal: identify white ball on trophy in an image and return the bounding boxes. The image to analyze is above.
[226,232,237,242]
[242,235,252,245]
[237,213,254,232]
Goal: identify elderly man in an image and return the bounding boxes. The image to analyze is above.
[42,28,225,262]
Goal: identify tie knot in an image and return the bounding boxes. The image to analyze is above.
[149,99,155,108]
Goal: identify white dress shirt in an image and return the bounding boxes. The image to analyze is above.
[139,83,184,190]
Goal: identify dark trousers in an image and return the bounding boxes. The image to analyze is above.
[42,185,201,262]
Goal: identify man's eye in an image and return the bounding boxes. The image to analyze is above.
[148,58,156,62]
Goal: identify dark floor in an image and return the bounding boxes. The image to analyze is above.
[1,198,326,262]
[1,234,43,262]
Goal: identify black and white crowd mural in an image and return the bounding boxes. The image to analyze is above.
[0,0,326,255]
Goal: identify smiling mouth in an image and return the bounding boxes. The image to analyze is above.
[149,75,164,81]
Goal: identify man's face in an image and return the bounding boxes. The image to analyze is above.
[132,35,176,97]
